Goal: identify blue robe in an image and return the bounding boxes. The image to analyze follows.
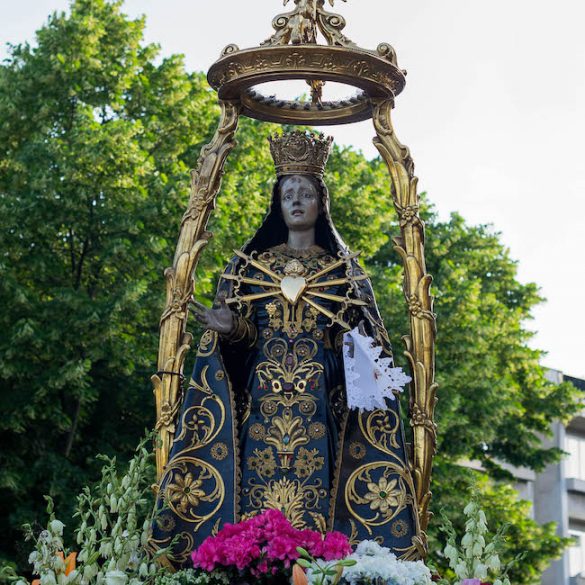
[150,244,421,566]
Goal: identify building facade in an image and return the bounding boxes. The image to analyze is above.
[524,370,585,585]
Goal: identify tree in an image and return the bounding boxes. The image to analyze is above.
[0,1,579,582]
[0,0,219,569]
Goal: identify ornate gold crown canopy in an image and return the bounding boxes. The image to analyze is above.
[269,131,333,177]
[207,0,406,125]
[155,0,437,556]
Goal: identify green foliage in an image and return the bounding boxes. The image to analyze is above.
[0,1,580,583]
[153,569,231,585]
[0,0,217,571]
[7,438,168,585]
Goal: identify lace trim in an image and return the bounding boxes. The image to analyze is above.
[342,328,411,412]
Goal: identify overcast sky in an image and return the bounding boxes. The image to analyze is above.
[2,0,584,378]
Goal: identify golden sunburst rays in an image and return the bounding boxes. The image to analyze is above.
[223,250,365,329]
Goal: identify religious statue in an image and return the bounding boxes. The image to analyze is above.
[150,132,422,567]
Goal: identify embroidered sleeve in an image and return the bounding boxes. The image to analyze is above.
[220,313,258,348]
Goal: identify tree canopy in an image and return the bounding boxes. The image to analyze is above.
[0,1,579,583]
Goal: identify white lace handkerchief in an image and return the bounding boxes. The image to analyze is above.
[342,327,412,411]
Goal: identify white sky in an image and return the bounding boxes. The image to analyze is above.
[2,0,584,378]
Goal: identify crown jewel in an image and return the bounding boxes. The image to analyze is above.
[269,131,333,177]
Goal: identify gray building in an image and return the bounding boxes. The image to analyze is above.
[520,370,585,585]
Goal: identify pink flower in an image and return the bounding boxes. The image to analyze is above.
[320,531,352,561]
[191,509,352,577]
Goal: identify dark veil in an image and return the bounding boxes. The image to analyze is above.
[236,176,394,358]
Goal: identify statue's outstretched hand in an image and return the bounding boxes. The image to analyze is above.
[190,298,234,335]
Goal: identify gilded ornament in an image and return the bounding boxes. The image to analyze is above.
[155,513,176,533]
[269,131,332,177]
[308,422,326,439]
[249,423,267,441]
[349,441,367,460]
[247,447,278,478]
[153,0,437,559]
[293,447,325,478]
[166,471,207,514]
[364,477,401,516]
[391,519,409,538]
[210,442,229,461]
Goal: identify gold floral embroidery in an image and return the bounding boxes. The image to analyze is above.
[247,447,277,478]
[246,476,327,530]
[349,441,367,460]
[364,477,401,515]
[256,337,323,395]
[293,447,324,478]
[308,422,326,439]
[391,519,409,538]
[166,471,207,514]
[261,478,305,527]
[155,512,176,533]
[265,411,309,469]
[249,423,266,441]
[210,442,228,460]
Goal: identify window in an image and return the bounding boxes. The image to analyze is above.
[566,434,585,481]
[569,528,585,577]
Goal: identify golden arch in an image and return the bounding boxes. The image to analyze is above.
[151,0,437,547]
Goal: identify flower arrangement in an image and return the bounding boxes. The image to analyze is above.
[7,437,171,585]
[191,509,352,583]
[433,497,516,585]
[298,540,432,585]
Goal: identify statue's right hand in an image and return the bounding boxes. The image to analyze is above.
[190,298,234,335]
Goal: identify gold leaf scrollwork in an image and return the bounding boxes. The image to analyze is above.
[344,462,410,535]
[162,458,225,529]
[372,98,437,539]
[154,101,240,479]
[174,367,226,449]
[358,409,401,456]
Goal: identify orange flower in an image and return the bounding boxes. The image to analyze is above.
[32,551,77,584]
[62,551,77,576]
[292,563,308,585]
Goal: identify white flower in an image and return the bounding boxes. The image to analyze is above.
[340,541,432,585]
[40,574,57,585]
[461,532,473,548]
[474,561,488,579]
[105,570,128,585]
[49,520,65,536]
[454,560,468,579]
[29,551,40,564]
[472,541,483,556]
[355,539,386,557]
[486,554,501,572]
[444,543,458,564]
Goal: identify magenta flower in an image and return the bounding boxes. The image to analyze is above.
[191,509,351,579]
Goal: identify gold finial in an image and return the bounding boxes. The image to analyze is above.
[263,0,353,48]
[268,131,333,177]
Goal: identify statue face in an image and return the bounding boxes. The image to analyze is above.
[279,174,320,231]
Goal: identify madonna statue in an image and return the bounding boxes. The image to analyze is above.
[150,132,421,566]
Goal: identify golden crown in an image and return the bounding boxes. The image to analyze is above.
[268,131,333,178]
